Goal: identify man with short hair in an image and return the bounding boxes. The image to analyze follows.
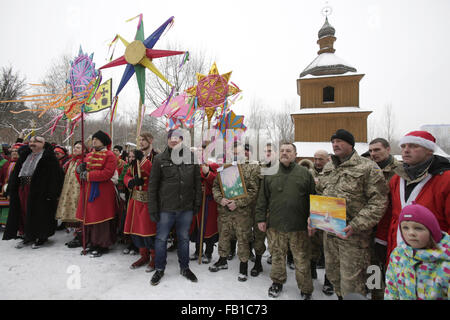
[148,129,202,286]
[313,150,330,181]
[256,142,316,299]
[139,132,158,163]
[376,130,450,261]
[3,136,64,248]
[368,138,401,182]
[312,129,388,299]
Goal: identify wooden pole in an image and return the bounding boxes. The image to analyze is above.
[80,107,87,255]
[136,99,142,190]
[198,107,215,264]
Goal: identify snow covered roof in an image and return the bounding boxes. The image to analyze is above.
[291,107,372,115]
[293,141,369,158]
[300,52,357,78]
[300,71,363,80]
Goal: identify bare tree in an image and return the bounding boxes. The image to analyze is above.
[383,103,396,143]
[266,102,295,143]
[0,66,28,141]
[143,43,215,146]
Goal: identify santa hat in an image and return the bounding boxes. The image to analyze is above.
[398,130,436,152]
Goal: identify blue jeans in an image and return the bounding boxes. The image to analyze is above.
[155,210,193,271]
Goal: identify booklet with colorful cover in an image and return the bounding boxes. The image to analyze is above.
[310,195,347,237]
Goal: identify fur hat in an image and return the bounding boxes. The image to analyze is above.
[92,130,112,149]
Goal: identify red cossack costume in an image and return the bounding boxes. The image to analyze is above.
[76,149,117,225]
[123,158,156,236]
[190,162,219,239]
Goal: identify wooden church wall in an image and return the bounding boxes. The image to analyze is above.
[297,75,363,108]
[293,112,371,142]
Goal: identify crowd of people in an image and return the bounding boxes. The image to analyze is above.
[0,127,448,300]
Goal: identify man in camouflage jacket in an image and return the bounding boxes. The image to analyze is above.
[209,144,260,282]
[313,129,388,299]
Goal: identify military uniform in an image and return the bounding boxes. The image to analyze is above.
[212,163,260,263]
[369,155,401,299]
[256,161,316,295]
[316,151,388,298]
[309,167,324,264]
[250,161,266,256]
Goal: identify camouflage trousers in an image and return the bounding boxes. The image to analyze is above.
[266,228,313,295]
[251,213,266,256]
[324,232,371,298]
[310,229,324,262]
[217,212,252,262]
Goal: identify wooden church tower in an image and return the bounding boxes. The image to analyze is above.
[292,14,371,157]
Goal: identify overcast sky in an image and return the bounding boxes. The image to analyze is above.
[1,0,449,139]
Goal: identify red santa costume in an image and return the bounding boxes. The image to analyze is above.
[76,130,117,257]
[376,131,450,263]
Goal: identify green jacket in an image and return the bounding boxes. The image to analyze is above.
[255,161,316,232]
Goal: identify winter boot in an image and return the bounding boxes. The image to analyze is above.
[31,238,47,249]
[301,291,313,300]
[227,239,236,260]
[322,274,334,296]
[130,248,150,269]
[181,268,198,282]
[268,282,283,298]
[202,241,214,264]
[311,261,317,279]
[90,247,108,258]
[146,249,156,273]
[150,270,164,286]
[209,256,228,272]
[238,261,248,282]
[250,255,263,277]
[66,232,82,248]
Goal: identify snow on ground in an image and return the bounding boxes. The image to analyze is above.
[0,229,336,300]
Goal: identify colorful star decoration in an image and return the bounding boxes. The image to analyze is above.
[186,62,241,109]
[100,15,185,104]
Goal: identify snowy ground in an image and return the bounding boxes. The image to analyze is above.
[0,228,337,300]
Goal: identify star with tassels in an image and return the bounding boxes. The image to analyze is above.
[186,62,241,109]
[100,15,185,104]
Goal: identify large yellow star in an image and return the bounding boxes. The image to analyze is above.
[187,62,241,108]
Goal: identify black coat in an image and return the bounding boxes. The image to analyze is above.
[3,143,64,241]
[147,146,202,222]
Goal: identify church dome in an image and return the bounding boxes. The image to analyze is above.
[318,17,335,39]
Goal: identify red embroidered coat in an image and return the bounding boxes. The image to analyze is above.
[123,158,156,236]
[76,149,117,225]
[190,162,219,239]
